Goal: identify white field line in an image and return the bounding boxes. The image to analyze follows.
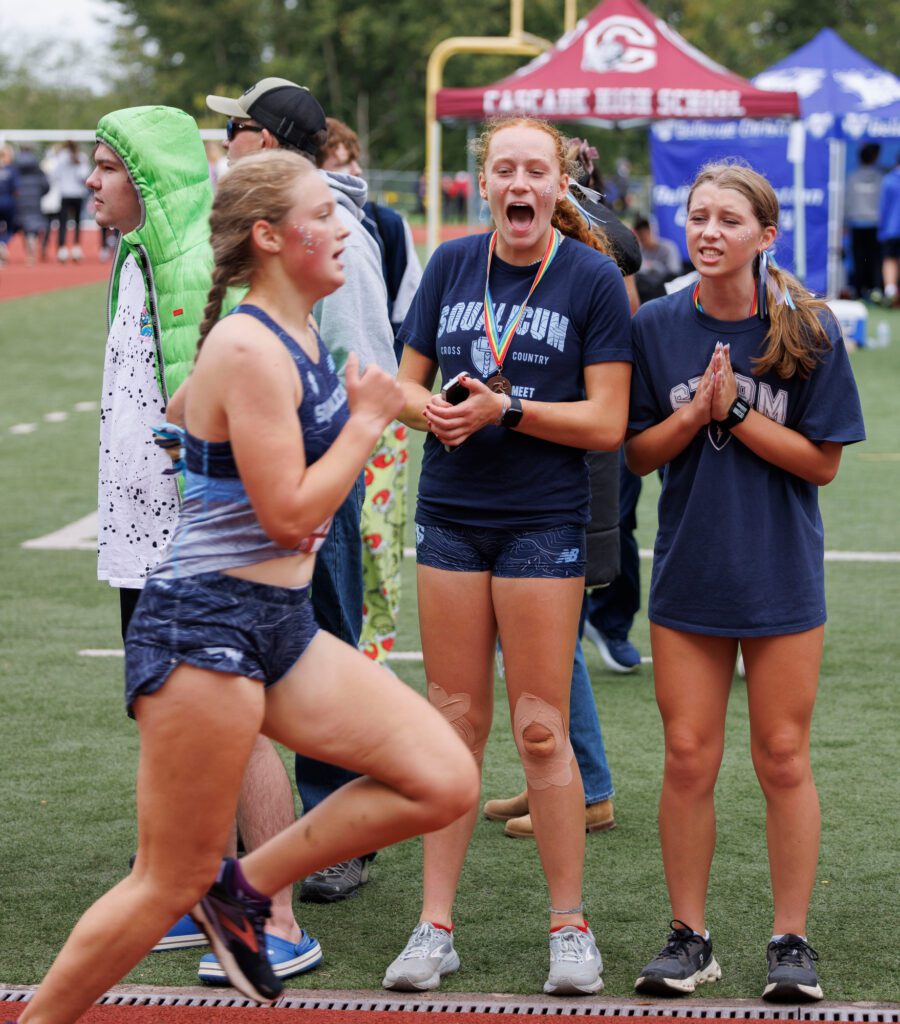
[22,511,98,550]
[7,399,97,438]
[79,647,424,662]
[408,545,900,564]
[26,527,900,562]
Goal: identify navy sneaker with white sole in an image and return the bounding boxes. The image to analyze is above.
[763,935,823,1002]
[635,920,721,996]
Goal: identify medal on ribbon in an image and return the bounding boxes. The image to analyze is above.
[483,228,561,394]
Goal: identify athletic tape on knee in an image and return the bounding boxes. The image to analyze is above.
[512,692,574,790]
[429,682,480,756]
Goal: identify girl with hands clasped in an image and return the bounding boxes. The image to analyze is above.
[628,163,865,1004]
[383,117,631,997]
[20,151,478,1024]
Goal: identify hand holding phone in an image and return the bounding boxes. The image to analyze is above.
[440,372,469,405]
[438,373,469,451]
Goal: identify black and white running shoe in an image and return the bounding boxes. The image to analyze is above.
[763,934,823,1002]
[634,920,721,996]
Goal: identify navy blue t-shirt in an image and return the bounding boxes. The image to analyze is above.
[399,232,632,528]
[629,286,866,637]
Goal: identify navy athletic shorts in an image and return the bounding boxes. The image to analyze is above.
[124,571,319,715]
[414,521,585,579]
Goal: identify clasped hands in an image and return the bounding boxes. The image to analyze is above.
[423,373,505,449]
[687,341,740,428]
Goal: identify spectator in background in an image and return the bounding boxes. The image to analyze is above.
[316,116,420,664]
[845,142,883,301]
[634,216,683,303]
[39,144,62,261]
[878,152,900,308]
[0,144,18,264]
[53,141,90,262]
[13,146,49,265]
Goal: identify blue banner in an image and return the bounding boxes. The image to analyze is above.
[649,119,830,294]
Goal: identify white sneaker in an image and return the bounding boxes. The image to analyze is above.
[57,246,69,262]
[544,925,604,995]
[383,922,459,991]
[72,245,83,262]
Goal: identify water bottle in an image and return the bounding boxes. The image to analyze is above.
[875,321,891,349]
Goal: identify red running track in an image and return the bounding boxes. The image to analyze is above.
[0,1009,795,1024]
[0,225,481,303]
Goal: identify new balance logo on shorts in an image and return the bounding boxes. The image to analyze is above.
[556,547,581,564]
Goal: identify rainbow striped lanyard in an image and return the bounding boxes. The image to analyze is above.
[483,228,561,376]
[693,281,757,318]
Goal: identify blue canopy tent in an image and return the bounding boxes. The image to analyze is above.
[649,29,900,295]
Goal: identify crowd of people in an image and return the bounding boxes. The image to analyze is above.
[9,80,866,1024]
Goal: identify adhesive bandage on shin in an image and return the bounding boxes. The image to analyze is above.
[429,682,479,755]
[512,692,574,790]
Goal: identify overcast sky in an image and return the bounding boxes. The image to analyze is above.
[0,0,120,89]
[0,0,114,46]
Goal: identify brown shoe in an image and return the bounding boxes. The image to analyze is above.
[483,790,529,821]
[504,799,616,838]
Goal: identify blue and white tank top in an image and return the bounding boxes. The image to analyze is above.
[153,304,349,579]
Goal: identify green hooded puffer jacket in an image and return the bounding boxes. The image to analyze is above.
[96,105,213,403]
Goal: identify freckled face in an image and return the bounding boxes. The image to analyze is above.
[280,173,350,299]
[686,184,776,283]
[479,125,568,265]
[86,143,142,234]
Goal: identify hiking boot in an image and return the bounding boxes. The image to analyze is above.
[189,858,282,1003]
[634,920,721,996]
[763,935,823,1002]
[483,790,529,821]
[383,922,460,991]
[199,929,322,984]
[505,799,616,838]
[583,621,640,673]
[300,857,369,902]
[544,924,604,995]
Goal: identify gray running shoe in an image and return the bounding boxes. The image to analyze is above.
[300,857,369,903]
[634,920,721,996]
[763,935,823,1002]
[544,925,604,995]
[383,922,460,991]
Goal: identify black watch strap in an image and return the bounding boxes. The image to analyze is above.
[501,394,524,429]
[720,396,751,431]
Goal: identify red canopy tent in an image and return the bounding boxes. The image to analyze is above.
[436,0,800,122]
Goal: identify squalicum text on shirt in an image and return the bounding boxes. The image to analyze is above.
[438,302,570,352]
[314,386,347,425]
[669,373,789,425]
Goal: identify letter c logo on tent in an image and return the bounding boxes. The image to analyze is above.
[582,16,657,74]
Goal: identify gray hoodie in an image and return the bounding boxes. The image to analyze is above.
[313,170,397,375]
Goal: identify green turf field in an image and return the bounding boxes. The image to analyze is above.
[1,284,898,1002]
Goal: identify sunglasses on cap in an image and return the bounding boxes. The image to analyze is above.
[225,119,265,142]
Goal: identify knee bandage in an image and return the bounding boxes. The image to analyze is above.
[429,682,479,756]
[512,692,574,790]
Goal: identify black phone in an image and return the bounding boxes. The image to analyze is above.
[439,373,468,452]
[440,373,469,405]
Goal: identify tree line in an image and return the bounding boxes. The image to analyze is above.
[1,0,897,174]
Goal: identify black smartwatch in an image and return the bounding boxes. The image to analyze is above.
[500,394,524,429]
[719,396,751,431]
